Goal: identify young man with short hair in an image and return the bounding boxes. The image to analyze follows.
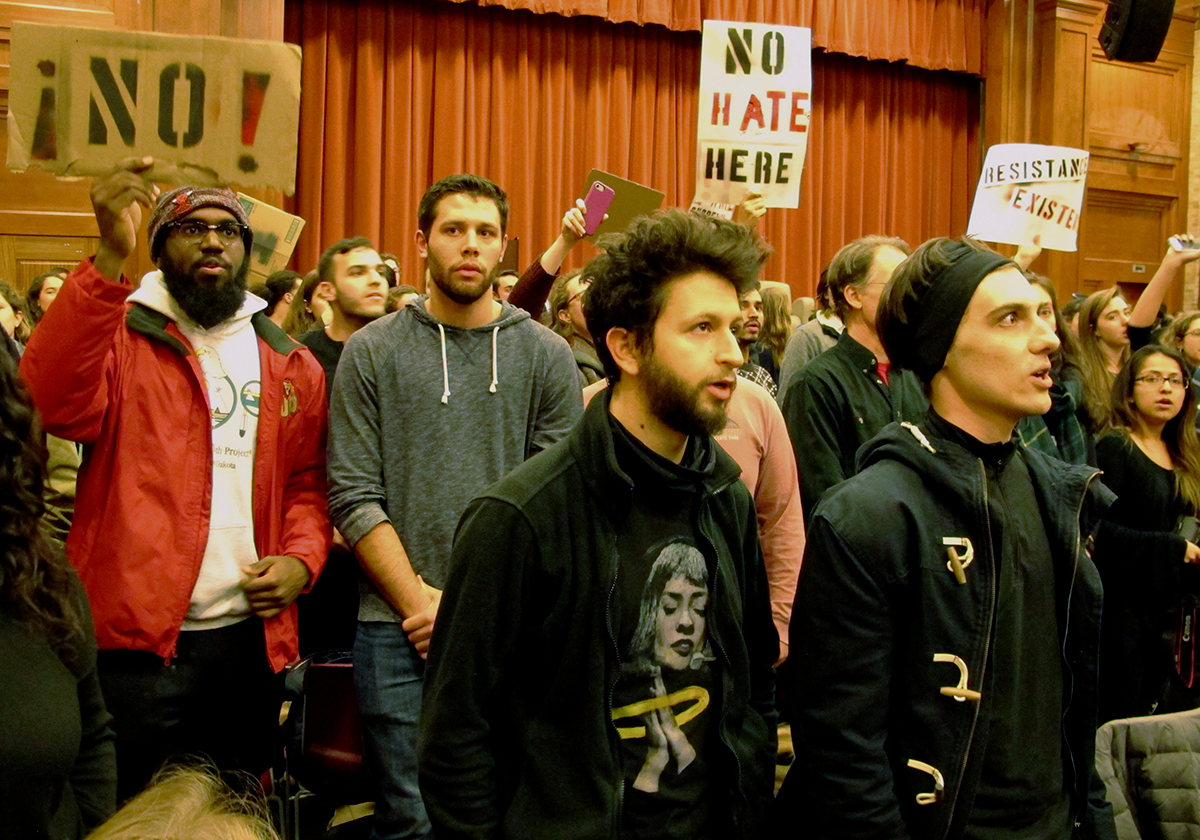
[419,209,778,840]
[300,237,389,401]
[327,174,582,840]
[776,237,1116,840]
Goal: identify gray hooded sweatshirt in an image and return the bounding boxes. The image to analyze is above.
[327,296,582,621]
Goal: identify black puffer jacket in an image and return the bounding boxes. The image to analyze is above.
[777,418,1117,840]
[419,393,778,840]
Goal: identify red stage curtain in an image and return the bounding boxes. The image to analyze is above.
[284,0,980,299]
[434,0,986,74]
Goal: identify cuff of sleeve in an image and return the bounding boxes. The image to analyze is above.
[341,504,390,548]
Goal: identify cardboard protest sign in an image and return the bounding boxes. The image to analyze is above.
[688,197,735,221]
[965,144,1090,252]
[582,169,666,239]
[8,23,302,193]
[694,21,812,210]
[237,193,305,284]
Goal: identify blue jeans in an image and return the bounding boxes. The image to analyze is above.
[355,621,431,840]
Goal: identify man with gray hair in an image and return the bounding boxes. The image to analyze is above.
[781,235,925,518]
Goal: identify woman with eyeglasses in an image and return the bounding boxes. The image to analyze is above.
[1093,344,1200,721]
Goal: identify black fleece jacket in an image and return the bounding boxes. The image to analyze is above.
[418,392,778,840]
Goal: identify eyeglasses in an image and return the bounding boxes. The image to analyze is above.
[1135,374,1189,388]
[169,220,247,244]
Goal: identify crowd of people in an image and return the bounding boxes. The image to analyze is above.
[4,153,1200,840]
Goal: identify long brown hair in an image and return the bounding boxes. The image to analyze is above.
[281,270,322,337]
[0,335,82,662]
[1164,311,1200,364]
[1109,344,1200,513]
[759,288,791,369]
[1076,287,1129,432]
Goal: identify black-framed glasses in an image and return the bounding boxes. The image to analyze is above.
[1135,374,1189,388]
[169,220,246,244]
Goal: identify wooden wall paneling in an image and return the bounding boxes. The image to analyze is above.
[0,233,98,291]
[1078,189,1174,296]
[984,0,1036,147]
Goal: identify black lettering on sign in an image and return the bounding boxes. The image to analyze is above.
[726,28,753,74]
[158,63,205,147]
[88,57,138,146]
[761,31,785,75]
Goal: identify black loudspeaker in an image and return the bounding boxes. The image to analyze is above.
[1099,0,1174,63]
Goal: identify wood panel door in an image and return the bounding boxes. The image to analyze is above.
[0,233,97,294]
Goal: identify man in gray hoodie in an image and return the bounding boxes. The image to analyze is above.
[327,173,582,840]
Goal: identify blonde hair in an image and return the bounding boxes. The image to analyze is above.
[1076,287,1129,432]
[87,765,278,840]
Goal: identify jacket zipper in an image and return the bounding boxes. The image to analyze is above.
[1060,469,1100,824]
[605,556,624,839]
[940,459,997,839]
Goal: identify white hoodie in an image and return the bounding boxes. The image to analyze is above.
[129,271,266,630]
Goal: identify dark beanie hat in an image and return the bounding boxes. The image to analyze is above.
[147,186,253,262]
[879,238,1015,382]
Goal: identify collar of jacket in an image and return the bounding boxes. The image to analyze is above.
[126,303,302,357]
[568,387,743,526]
[835,328,882,373]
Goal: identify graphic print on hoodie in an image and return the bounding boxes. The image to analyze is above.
[128,271,265,628]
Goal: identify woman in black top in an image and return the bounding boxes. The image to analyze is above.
[0,332,116,838]
[1095,344,1200,721]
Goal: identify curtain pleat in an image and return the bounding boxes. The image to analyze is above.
[284,0,980,300]
[435,0,986,74]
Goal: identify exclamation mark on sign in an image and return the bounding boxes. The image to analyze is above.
[238,72,271,173]
[31,60,58,160]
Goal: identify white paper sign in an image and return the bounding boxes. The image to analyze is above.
[965,144,1090,252]
[694,21,812,209]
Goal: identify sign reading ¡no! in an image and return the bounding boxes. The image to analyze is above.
[6,23,302,194]
[694,21,812,210]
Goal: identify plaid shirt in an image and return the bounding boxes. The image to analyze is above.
[738,360,777,397]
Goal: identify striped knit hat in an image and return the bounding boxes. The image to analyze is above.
[147,186,253,262]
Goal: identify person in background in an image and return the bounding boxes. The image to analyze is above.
[781,235,924,520]
[387,284,420,313]
[0,281,30,346]
[381,253,402,288]
[281,270,326,338]
[0,332,115,840]
[546,268,603,387]
[1092,345,1200,722]
[506,199,590,317]
[735,284,777,396]
[754,287,790,384]
[1076,287,1132,433]
[249,269,302,331]
[1015,272,1091,464]
[491,269,519,302]
[25,268,67,329]
[778,268,842,394]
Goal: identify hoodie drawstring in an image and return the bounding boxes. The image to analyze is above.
[489,326,499,393]
[438,324,451,404]
[437,323,500,404]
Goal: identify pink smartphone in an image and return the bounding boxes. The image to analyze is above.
[583,181,616,236]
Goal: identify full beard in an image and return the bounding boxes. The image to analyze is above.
[642,351,730,438]
[161,259,250,330]
[427,250,495,306]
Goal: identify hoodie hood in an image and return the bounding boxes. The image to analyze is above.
[855,415,1111,526]
[406,295,532,404]
[128,270,265,338]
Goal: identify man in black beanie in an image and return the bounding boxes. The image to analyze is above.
[776,237,1117,840]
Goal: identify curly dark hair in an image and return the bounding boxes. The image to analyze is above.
[0,336,82,663]
[417,174,509,239]
[583,209,771,383]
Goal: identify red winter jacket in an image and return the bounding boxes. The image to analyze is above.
[20,259,331,672]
